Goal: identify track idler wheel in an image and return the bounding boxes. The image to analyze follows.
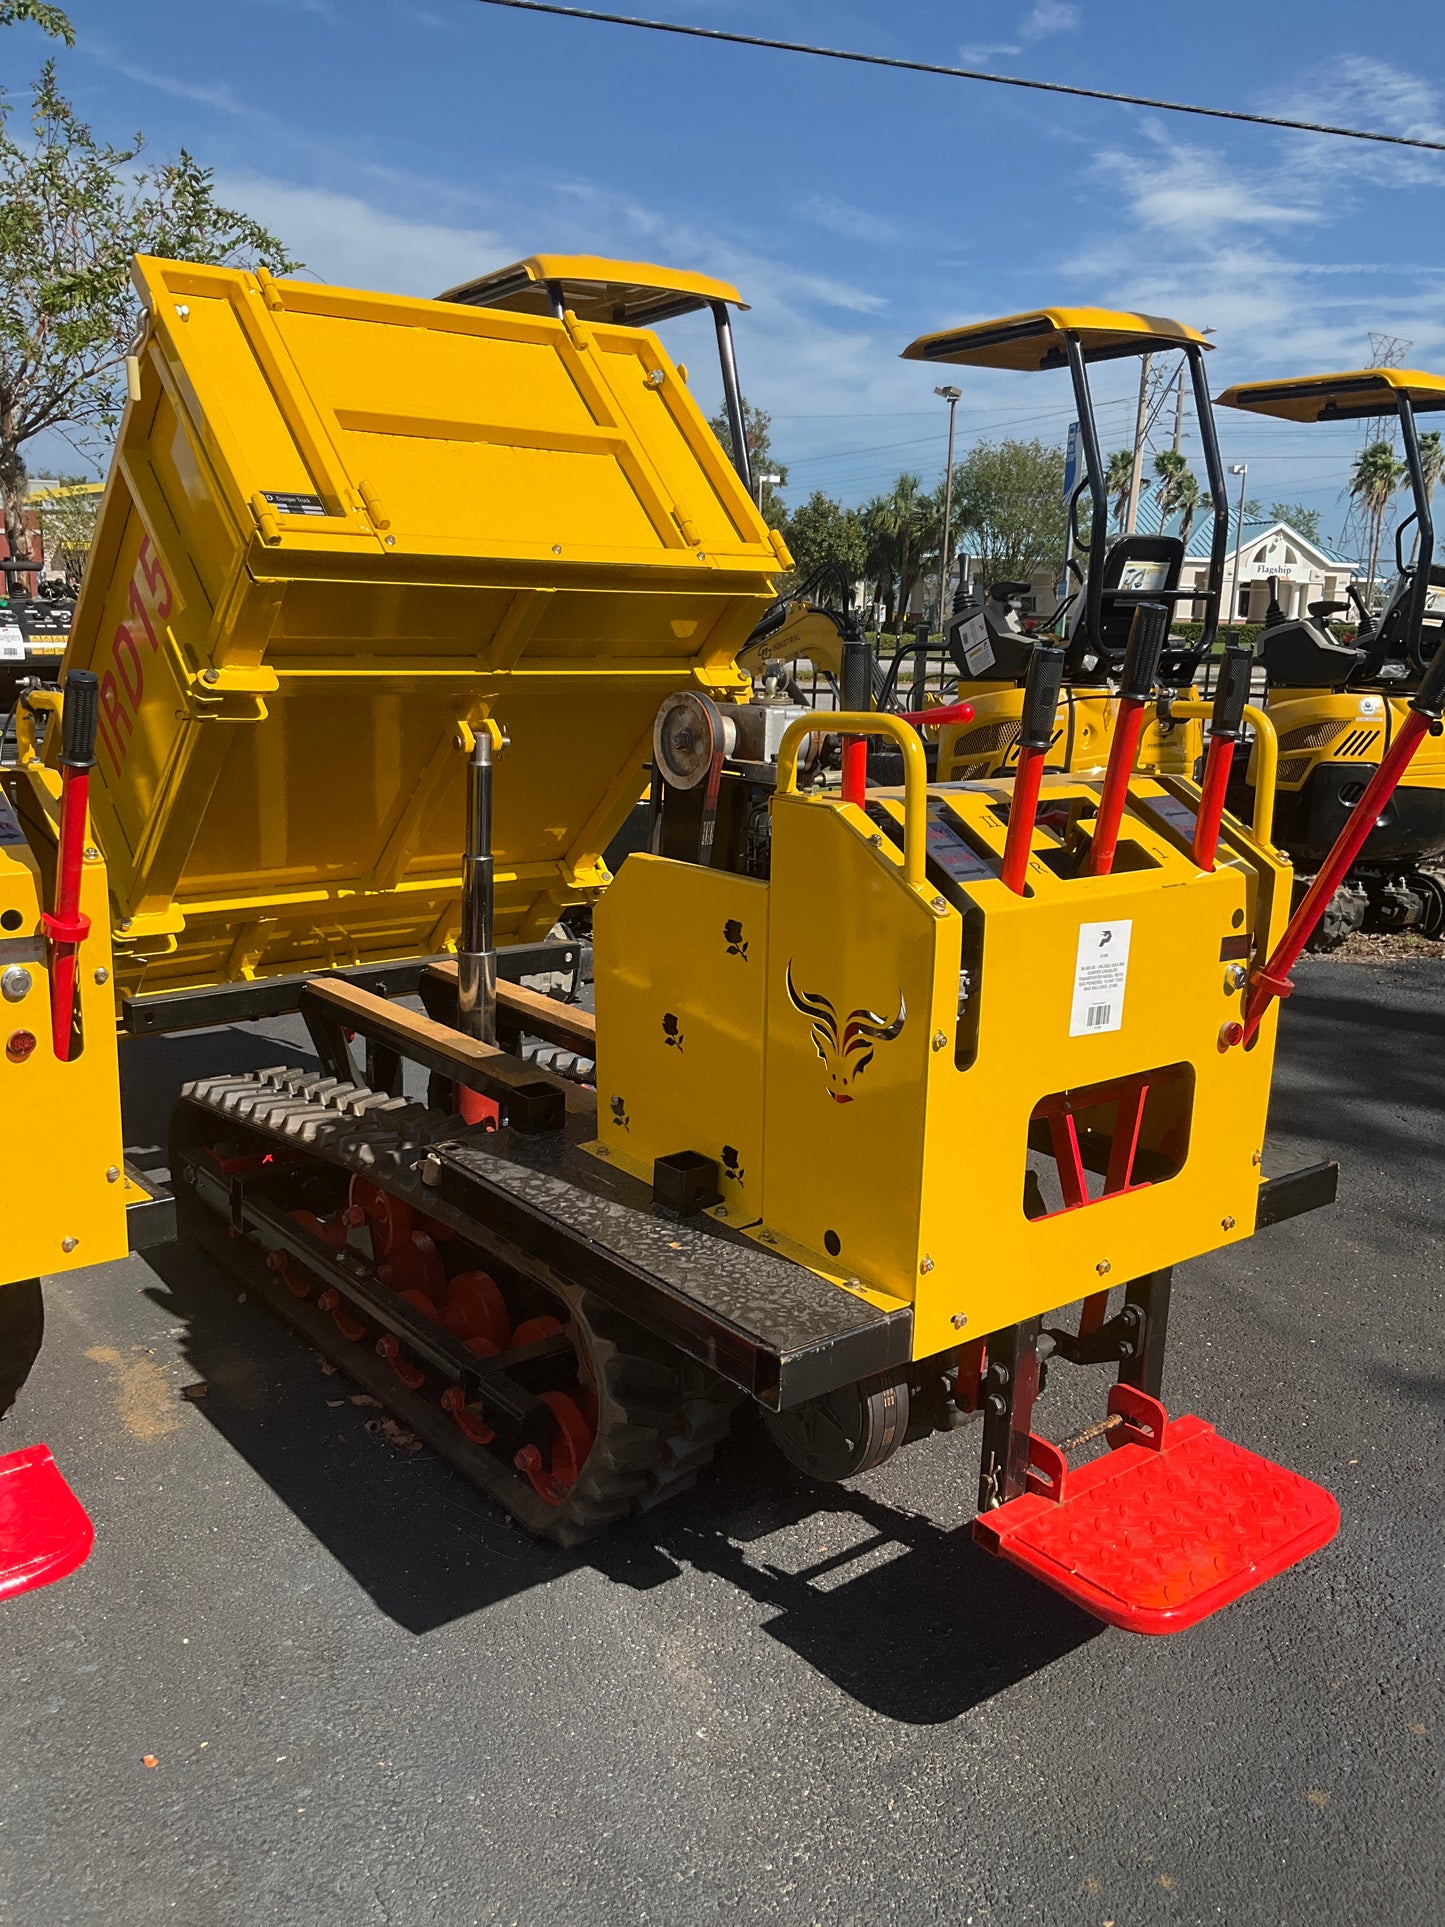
[441,1270,510,1349]
[764,1367,910,1482]
[345,1177,413,1259]
[377,1231,447,1299]
[515,1390,596,1506]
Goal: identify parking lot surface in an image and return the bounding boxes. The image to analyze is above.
[2,953,1442,1926]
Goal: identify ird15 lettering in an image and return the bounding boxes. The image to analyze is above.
[96,534,174,773]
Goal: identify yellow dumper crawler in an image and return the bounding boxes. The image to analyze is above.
[1217,368,1445,945]
[8,259,1445,1634]
[901,309,1230,786]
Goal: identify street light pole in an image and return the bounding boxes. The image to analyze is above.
[935,384,961,635]
[1230,462,1249,624]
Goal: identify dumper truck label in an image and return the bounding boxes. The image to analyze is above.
[93,532,178,778]
[1069,919,1132,1036]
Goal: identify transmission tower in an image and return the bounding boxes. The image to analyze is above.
[1340,333,1412,580]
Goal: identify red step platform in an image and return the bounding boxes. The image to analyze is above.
[0,1444,94,1601]
[974,1384,1340,1635]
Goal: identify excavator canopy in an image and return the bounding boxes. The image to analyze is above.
[902,307,1211,372]
[437,254,748,324]
[1216,368,1445,422]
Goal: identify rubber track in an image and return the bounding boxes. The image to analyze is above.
[174,1067,738,1547]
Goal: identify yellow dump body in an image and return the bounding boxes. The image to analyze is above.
[46,258,780,1002]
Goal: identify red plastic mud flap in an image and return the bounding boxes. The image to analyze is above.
[972,1385,1340,1635]
[0,1444,95,1601]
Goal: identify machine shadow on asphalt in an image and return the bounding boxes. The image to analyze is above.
[140,1238,1099,1726]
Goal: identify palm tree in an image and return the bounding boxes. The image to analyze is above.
[1175,470,1203,545]
[1152,448,1197,529]
[1414,430,1444,562]
[1105,449,1134,531]
[868,473,931,632]
[1350,439,1406,602]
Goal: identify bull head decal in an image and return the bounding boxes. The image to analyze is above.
[786,962,906,1103]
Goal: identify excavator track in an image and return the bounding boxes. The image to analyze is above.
[171,1069,737,1547]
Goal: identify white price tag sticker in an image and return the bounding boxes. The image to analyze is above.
[958,611,994,675]
[1069,919,1132,1037]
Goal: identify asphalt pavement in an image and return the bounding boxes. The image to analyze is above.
[2,953,1442,1927]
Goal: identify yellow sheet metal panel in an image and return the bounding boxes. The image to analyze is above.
[591,858,767,1223]
[0,791,127,1285]
[51,258,780,1001]
[1218,368,1445,422]
[589,767,1290,1361]
[902,308,1211,372]
[937,688,1202,781]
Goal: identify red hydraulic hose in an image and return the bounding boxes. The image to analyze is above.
[1000,641,1066,894]
[42,669,100,1062]
[1241,704,1434,1045]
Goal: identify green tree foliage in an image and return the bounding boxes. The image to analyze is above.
[707,394,788,529]
[0,2,72,40]
[783,490,867,587]
[950,437,1067,589]
[0,65,296,556]
[1349,439,1406,592]
[29,475,97,589]
[1105,448,1134,531]
[1267,501,1323,543]
[862,473,936,630]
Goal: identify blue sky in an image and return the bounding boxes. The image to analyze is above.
[10,0,1445,552]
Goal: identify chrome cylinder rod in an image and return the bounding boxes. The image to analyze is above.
[457,728,497,1044]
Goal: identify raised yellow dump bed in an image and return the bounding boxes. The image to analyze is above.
[45,256,783,1003]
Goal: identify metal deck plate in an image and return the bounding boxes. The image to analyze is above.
[436,1136,912,1409]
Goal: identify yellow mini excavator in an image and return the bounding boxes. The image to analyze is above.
[7,259,1443,1638]
[1217,367,1445,946]
[900,308,1232,787]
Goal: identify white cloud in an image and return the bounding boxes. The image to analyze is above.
[797,194,902,247]
[1022,2,1079,40]
[1098,135,1322,236]
[211,176,511,298]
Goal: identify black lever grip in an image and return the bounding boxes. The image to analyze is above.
[59,668,100,771]
[840,636,873,714]
[1209,644,1253,741]
[1118,600,1169,703]
[1019,642,1066,751]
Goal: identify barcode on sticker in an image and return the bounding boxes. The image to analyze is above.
[1069,920,1132,1036]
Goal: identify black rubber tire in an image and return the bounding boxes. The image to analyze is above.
[0,1278,45,1422]
[763,1367,910,1483]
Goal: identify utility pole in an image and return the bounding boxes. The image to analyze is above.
[1124,353,1152,533]
[1230,462,1249,623]
[1172,363,1186,453]
[934,384,961,636]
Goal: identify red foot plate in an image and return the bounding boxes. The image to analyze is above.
[0,1444,95,1601]
[974,1390,1340,1635]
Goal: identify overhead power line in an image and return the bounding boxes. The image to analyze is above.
[469,0,1445,153]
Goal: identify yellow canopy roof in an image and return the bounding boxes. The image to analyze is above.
[1216,368,1445,422]
[901,307,1211,372]
[436,254,747,324]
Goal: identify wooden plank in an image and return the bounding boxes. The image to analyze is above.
[301,976,593,1116]
[423,959,596,1056]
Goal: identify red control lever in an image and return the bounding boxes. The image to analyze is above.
[1001,643,1066,894]
[1086,603,1169,878]
[41,669,99,1062]
[893,701,976,729]
[1241,643,1445,1044]
[1192,644,1253,871]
